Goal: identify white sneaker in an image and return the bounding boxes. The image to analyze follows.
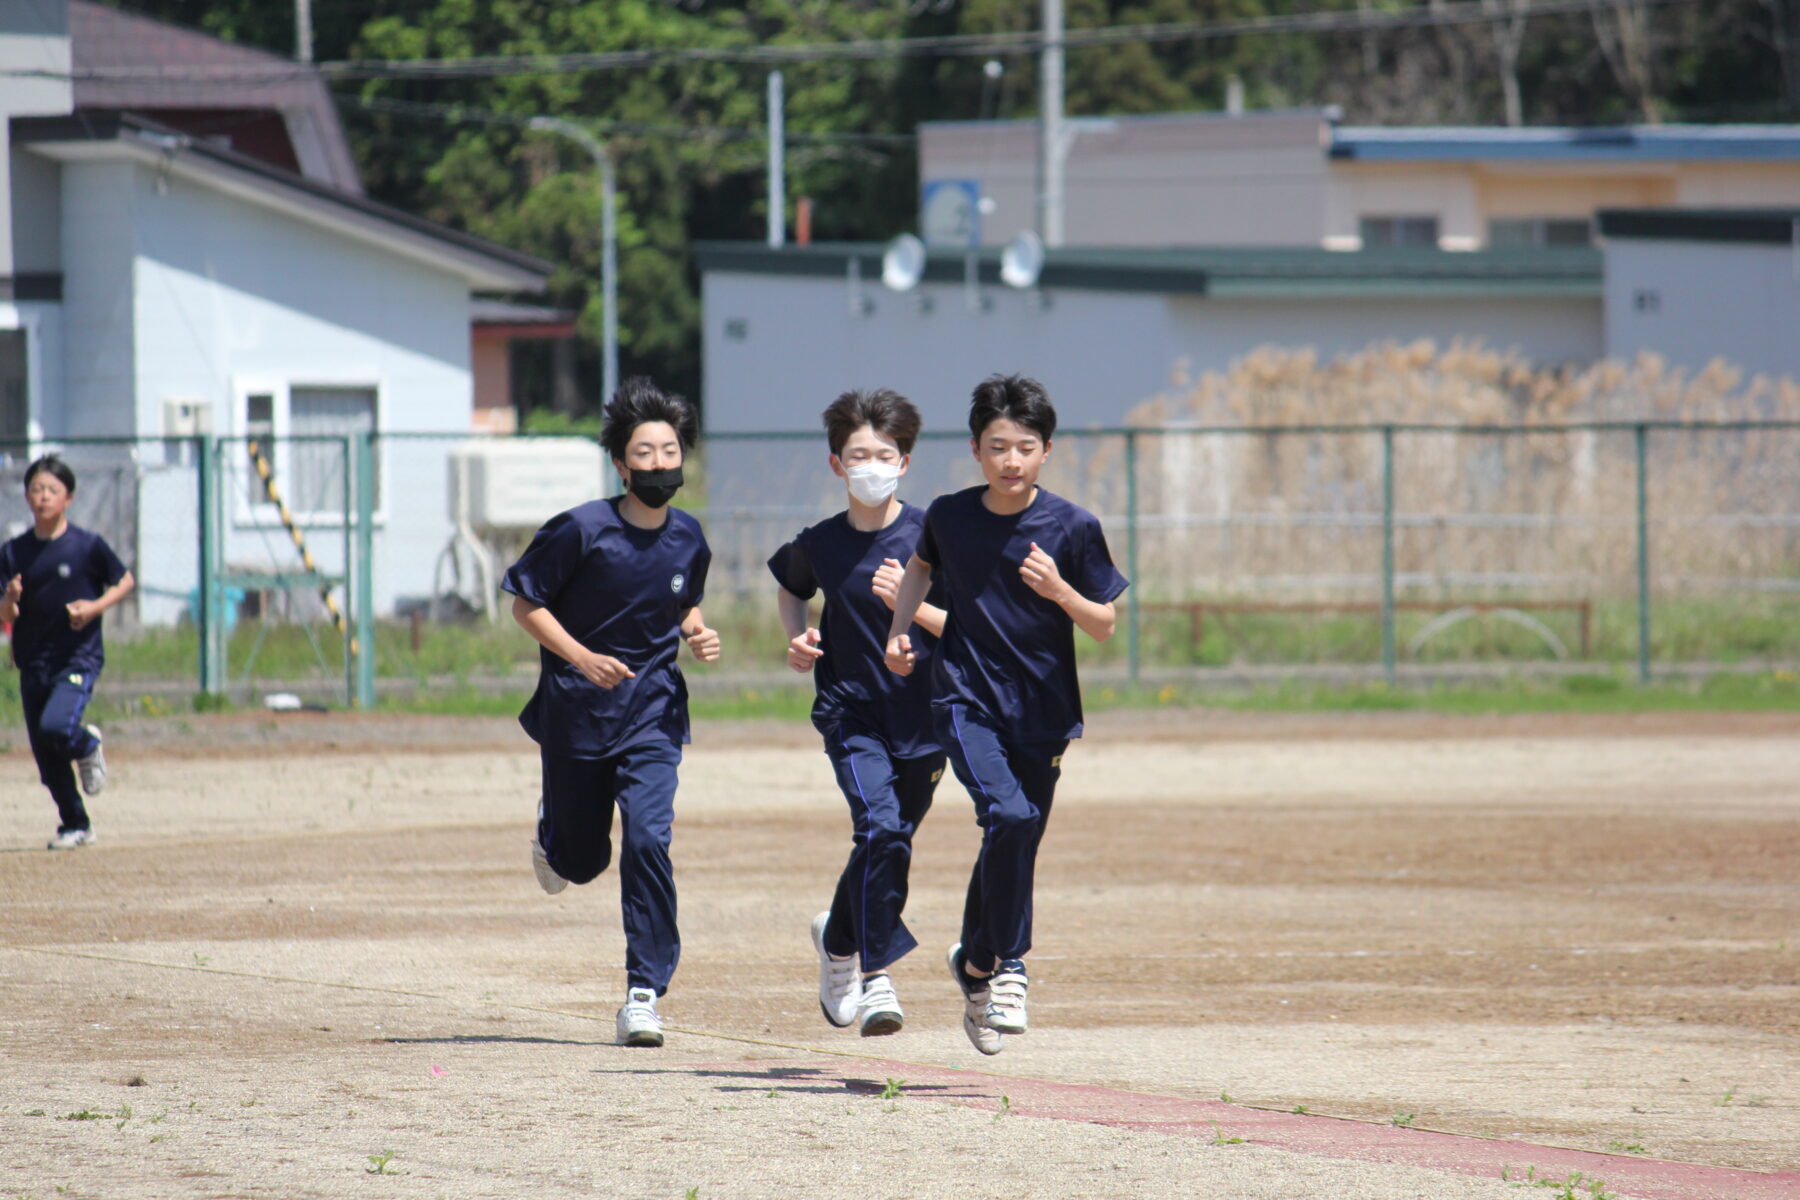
[811,911,861,1028]
[615,988,664,1047]
[857,973,903,1037]
[529,834,567,895]
[47,828,96,851]
[985,958,1028,1035]
[947,943,1003,1056]
[76,726,106,796]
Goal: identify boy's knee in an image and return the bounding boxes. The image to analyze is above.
[984,800,1041,838]
[32,719,76,758]
[553,842,611,885]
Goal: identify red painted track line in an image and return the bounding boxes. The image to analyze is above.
[698,1058,1800,1200]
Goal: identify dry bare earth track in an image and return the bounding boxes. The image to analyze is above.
[2,710,1796,1198]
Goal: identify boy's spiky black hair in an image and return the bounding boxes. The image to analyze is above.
[968,374,1056,442]
[821,388,922,457]
[599,377,699,464]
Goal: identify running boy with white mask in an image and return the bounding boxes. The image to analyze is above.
[767,389,948,1037]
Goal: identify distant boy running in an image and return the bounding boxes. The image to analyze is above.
[767,389,948,1037]
[885,375,1127,1054]
[1,456,135,850]
[502,378,720,1048]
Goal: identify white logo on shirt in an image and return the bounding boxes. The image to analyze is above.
[57,563,71,578]
[670,573,685,594]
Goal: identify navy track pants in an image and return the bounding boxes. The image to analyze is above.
[20,664,100,834]
[538,739,682,996]
[818,723,944,973]
[936,703,1067,971]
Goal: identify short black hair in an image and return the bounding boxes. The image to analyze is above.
[23,455,77,497]
[822,389,922,456]
[599,377,698,464]
[968,374,1056,442]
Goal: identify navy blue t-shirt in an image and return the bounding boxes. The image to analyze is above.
[767,503,943,759]
[0,524,129,674]
[501,497,710,759]
[917,486,1128,742]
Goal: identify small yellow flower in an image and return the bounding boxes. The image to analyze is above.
[1157,684,1177,704]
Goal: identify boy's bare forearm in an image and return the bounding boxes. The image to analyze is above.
[512,594,586,666]
[885,556,934,641]
[93,571,135,615]
[775,588,810,640]
[1060,592,1116,643]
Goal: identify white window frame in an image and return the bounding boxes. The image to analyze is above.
[231,376,384,529]
[0,304,47,457]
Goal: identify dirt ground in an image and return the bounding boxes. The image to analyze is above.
[1,708,1796,1199]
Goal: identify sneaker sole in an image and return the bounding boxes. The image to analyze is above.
[859,1011,903,1037]
[985,1014,1027,1035]
[619,1029,664,1048]
[948,944,1005,1054]
[963,1012,1004,1055]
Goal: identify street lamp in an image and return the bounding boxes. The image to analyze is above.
[527,115,618,408]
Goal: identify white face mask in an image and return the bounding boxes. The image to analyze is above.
[844,460,902,506]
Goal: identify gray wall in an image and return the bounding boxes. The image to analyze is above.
[0,0,72,276]
[702,269,1604,435]
[1605,236,1800,383]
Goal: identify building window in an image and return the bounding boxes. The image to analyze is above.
[290,386,379,513]
[0,330,26,451]
[1489,217,1593,248]
[234,382,380,524]
[1359,215,1440,248]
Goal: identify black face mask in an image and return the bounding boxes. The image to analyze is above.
[627,466,683,508]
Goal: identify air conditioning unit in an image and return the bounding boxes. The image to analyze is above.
[162,398,213,437]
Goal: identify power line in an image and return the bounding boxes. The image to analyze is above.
[4,0,1703,85]
[335,93,915,147]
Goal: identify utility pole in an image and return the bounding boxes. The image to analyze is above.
[767,71,786,248]
[1037,0,1065,247]
[528,116,618,408]
[295,0,313,63]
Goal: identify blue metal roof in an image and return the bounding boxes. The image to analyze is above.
[1331,124,1800,162]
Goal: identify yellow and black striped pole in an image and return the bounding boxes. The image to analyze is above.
[247,439,358,658]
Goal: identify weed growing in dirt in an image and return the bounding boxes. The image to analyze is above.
[1291,1105,1308,1115]
[1605,1135,1647,1154]
[1219,1091,1232,1103]
[59,1109,110,1121]
[114,1102,132,1130]
[1391,1112,1416,1127]
[24,1109,44,1117]
[685,1189,700,1200]
[1501,1166,1616,1199]
[1209,1122,1244,1145]
[878,1078,904,1101]
[365,1150,398,1175]
[993,1096,1011,1123]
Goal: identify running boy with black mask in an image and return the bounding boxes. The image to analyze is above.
[502,378,720,1048]
[883,375,1128,1054]
[767,389,949,1038]
[1,456,135,850]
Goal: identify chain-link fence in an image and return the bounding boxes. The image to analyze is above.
[5,422,1798,706]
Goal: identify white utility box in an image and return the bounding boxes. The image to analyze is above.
[448,438,606,532]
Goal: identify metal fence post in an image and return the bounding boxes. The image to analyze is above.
[1381,425,1397,683]
[353,430,377,709]
[1125,429,1140,687]
[1635,422,1652,684]
[196,433,225,699]
[342,435,356,707]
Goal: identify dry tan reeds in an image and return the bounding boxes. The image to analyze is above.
[1052,342,1800,600]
